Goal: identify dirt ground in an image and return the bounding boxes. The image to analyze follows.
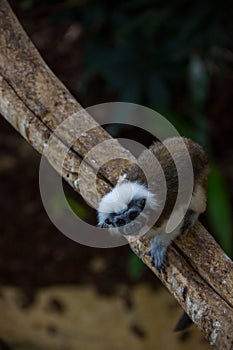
[0,285,211,350]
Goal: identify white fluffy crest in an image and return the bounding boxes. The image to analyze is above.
[97,181,157,225]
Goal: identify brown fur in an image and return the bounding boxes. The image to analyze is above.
[126,137,209,228]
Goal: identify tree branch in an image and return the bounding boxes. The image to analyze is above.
[0,1,233,348]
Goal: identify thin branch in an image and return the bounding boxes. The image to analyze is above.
[0,1,233,349]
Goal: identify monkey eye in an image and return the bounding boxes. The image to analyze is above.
[104,218,112,226]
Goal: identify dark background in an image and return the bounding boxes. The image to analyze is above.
[0,0,232,306]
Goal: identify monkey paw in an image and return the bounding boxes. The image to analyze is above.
[146,243,168,273]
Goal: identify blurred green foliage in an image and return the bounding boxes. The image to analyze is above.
[128,252,146,280]
[67,196,88,220]
[79,0,232,265]
[207,165,233,256]
[78,0,232,108]
[20,0,233,272]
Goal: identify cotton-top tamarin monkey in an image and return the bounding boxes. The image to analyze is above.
[97,137,209,272]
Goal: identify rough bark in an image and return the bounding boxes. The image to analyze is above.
[0,1,233,349]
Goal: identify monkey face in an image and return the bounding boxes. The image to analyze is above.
[97,182,157,236]
[103,197,146,227]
